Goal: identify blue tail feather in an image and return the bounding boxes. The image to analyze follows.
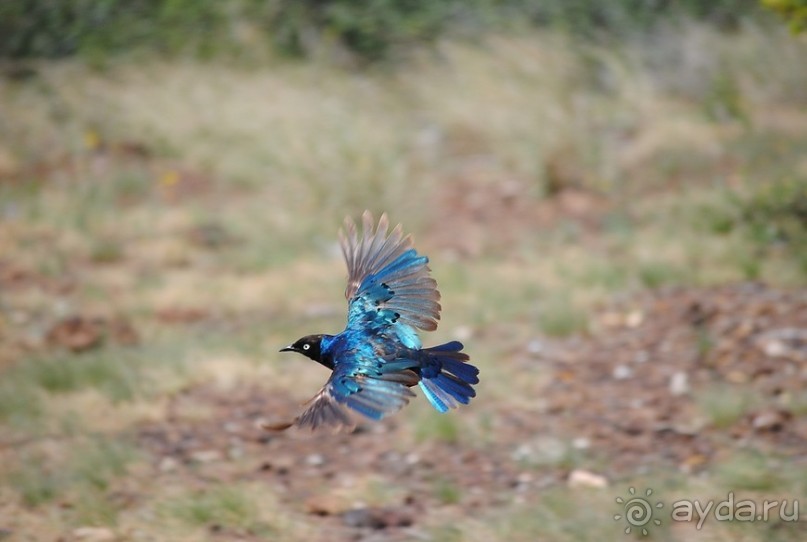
[433,373,474,403]
[418,341,478,413]
[441,357,479,384]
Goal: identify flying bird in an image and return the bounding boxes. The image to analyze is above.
[274,211,479,430]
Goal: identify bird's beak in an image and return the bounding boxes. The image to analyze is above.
[279,346,294,353]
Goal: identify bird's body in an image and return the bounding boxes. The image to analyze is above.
[277,211,479,430]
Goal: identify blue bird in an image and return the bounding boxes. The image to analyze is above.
[274,211,479,430]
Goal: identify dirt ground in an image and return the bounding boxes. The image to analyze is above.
[125,283,807,540]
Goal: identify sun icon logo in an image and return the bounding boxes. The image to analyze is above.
[613,487,664,536]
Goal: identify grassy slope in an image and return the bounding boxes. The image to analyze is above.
[1,22,806,541]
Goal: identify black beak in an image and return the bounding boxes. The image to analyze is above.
[280,346,295,353]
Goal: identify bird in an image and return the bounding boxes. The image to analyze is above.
[272,211,479,430]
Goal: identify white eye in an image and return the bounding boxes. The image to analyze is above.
[303,344,311,350]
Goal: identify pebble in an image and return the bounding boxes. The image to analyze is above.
[669,372,689,396]
[158,456,179,472]
[567,469,609,489]
[190,450,222,463]
[526,339,544,355]
[572,437,590,450]
[625,310,644,328]
[612,365,633,380]
[306,453,325,467]
[752,410,788,431]
[72,527,116,541]
[405,452,420,466]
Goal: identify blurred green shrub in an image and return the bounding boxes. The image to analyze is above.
[704,179,807,275]
[0,0,225,59]
[509,0,760,36]
[738,178,807,249]
[762,0,807,32]
[268,0,454,61]
[0,0,764,62]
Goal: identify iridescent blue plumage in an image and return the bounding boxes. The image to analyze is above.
[277,211,479,430]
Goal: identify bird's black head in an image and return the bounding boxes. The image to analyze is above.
[280,334,323,362]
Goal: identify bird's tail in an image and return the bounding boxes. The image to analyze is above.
[418,341,479,413]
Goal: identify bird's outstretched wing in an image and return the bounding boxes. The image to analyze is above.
[339,211,441,333]
[266,354,420,431]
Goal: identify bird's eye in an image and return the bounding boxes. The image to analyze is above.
[303,344,310,350]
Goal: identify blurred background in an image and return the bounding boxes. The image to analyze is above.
[1,1,806,540]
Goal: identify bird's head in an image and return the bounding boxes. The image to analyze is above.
[280,334,323,362]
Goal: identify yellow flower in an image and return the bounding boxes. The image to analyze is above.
[159,170,181,186]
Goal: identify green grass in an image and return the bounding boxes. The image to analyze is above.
[7,454,63,507]
[165,486,260,529]
[0,381,44,428]
[17,349,141,400]
[415,411,461,444]
[695,385,759,429]
[4,435,137,515]
[434,478,462,505]
[537,297,589,338]
[715,451,785,492]
[638,261,686,289]
[69,437,138,491]
[489,489,617,542]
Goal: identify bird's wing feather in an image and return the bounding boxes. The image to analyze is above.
[281,355,420,430]
[340,211,441,334]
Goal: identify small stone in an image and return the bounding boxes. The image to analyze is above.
[752,410,789,431]
[190,449,221,463]
[305,453,325,467]
[158,456,179,472]
[612,365,632,380]
[572,437,590,450]
[625,310,644,328]
[669,372,689,396]
[764,341,789,358]
[72,527,116,541]
[405,452,420,466]
[672,416,708,435]
[526,339,544,355]
[567,469,608,489]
